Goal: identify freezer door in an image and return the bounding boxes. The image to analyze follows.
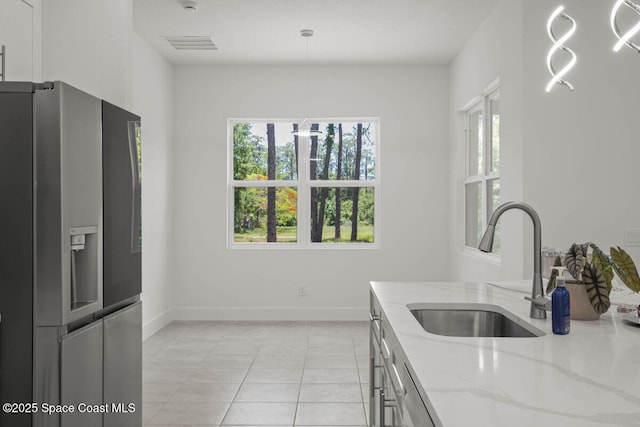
[102,101,142,307]
[60,320,104,427]
[103,301,142,427]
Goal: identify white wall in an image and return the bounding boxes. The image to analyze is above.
[449,0,526,282]
[41,0,132,108]
[131,33,175,338]
[449,0,640,284]
[521,0,640,265]
[172,65,450,320]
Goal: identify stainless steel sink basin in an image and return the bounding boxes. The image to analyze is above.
[409,303,544,338]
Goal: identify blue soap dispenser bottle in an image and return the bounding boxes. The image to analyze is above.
[552,276,570,335]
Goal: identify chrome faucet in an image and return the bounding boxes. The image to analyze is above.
[478,201,548,319]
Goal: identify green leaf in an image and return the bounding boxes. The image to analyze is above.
[589,242,609,263]
[610,246,640,293]
[582,264,611,314]
[565,243,585,280]
[590,249,614,292]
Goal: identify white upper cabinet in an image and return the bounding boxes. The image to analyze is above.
[0,0,39,81]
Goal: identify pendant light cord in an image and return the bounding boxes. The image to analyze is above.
[302,29,313,120]
[292,30,322,137]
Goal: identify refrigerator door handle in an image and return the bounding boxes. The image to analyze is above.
[127,121,142,253]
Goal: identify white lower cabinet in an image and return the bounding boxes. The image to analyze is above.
[370,291,435,427]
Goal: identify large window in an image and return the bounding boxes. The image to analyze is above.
[464,86,500,252]
[228,119,379,248]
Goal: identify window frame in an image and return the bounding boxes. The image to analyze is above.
[227,117,381,250]
[462,82,500,254]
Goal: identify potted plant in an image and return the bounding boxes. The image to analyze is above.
[547,243,640,319]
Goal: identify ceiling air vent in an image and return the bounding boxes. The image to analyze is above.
[164,36,217,50]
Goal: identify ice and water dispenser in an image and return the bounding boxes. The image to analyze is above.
[69,226,99,311]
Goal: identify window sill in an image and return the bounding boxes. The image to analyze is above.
[228,242,381,250]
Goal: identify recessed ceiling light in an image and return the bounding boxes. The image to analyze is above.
[181,0,198,11]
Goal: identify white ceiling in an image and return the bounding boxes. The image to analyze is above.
[133,0,500,66]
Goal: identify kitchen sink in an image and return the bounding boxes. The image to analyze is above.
[409,303,544,338]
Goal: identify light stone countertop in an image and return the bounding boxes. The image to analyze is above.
[370,281,640,427]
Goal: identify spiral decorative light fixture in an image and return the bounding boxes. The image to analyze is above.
[611,0,640,52]
[546,6,577,92]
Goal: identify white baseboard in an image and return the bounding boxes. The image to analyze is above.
[171,306,369,322]
[142,309,174,340]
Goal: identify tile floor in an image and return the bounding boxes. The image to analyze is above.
[143,321,371,426]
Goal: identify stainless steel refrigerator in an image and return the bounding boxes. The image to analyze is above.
[0,81,142,427]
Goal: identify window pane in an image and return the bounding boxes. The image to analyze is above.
[465,182,482,247]
[468,109,483,176]
[234,187,297,243]
[310,187,374,243]
[233,122,298,180]
[490,97,500,172]
[310,122,376,181]
[487,178,500,253]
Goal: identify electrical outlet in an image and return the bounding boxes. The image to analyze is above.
[298,286,306,297]
[624,228,640,247]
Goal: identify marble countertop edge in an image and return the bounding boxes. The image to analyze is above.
[370,281,640,427]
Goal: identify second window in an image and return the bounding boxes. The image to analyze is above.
[464,88,500,252]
